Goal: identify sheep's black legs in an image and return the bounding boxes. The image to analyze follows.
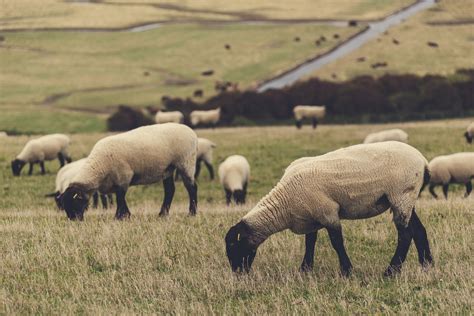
[100,194,108,209]
[28,163,34,175]
[108,194,114,206]
[92,192,99,208]
[225,189,232,205]
[442,184,449,199]
[39,161,45,175]
[312,118,318,129]
[58,153,66,167]
[465,181,472,198]
[242,181,248,204]
[409,209,433,268]
[300,231,318,272]
[159,176,175,217]
[429,184,438,199]
[295,120,302,129]
[195,160,202,179]
[204,161,214,180]
[384,222,413,277]
[115,188,131,220]
[327,226,353,277]
[182,175,198,215]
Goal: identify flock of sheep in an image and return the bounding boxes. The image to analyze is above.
[7,113,474,276]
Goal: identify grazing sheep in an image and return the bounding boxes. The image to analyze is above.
[0,131,7,137]
[193,89,204,98]
[11,134,72,176]
[61,123,198,221]
[45,158,113,210]
[423,153,474,199]
[363,129,408,144]
[464,122,473,144]
[218,155,250,205]
[190,108,221,127]
[225,141,433,277]
[155,110,184,124]
[293,105,326,129]
[196,138,217,180]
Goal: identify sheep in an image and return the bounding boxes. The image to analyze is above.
[155,110,184,124]
[225,141,433,277]
[464,122,474,144]
[190,108,221,128]
[423,153,474,199]
[61,123,198,221]
[196,138,217,180]
[45,158,113,210]
[293,105,326,129]
[11,133,72,176]
[363,128,408,144]
[0,131,7,137]
[218,155,250,205]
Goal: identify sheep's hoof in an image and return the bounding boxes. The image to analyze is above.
[383,266,400,278]
[115,212,131,220]
[158,212,169,217]
[300,263,313,273]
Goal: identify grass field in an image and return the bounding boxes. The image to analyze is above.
[313,0,474,80]
[0,0,414,30]
[1,119,473,313]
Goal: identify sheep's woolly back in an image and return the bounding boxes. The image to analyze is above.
[218,155,250,191]
[363,128,408,144]
[428,152,474,185]
[197,138,216,163]
[155,111,184,124]
[17,134,70,163]
[467,122,474,137]
[71,123,198,193]
[55,158,87,193]
[190,108,221,126]
[0,131,7,137]
[293,105,326,121]
[243,141,428,243]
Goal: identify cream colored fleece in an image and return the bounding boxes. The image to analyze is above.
[55,158,87,193]
[243,141,428,244]
[70,123,197,194]
[155,111,184,124]
[363,129,408,144]
[190,108,221,126]
[429,153,474,184]
[197,138,216,163]
[467,122,474,138]
[218,155,250,192]
[17,134,70,163]
[293,105,326,121]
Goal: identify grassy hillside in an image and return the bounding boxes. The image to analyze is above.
[312,0,474,80]
[1,119,473,313]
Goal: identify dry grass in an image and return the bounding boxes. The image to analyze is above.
[1,118,473,313]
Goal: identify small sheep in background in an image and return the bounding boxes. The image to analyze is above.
[61,123,198,221]
[190,108,221,128]
[155,110,184,124]
[464,122,473,144]
[363,128,408,144]
[0,131,7,137]
[11,133,72,176]
[293,105,326,129]
[225,142,433,277]
[196,138,217,180]
[423,153,474,199]
[218,155,250,205]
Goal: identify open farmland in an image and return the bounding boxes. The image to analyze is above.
[1,119,473,314]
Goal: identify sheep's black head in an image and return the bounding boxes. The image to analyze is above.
[225,221,257,273]
[464,132,472,144]
[45,191,63,209]
[11,159,26,176]
[62,185,90,221]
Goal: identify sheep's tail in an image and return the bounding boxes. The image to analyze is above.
[419,166,431,196]
[45,192,56,198]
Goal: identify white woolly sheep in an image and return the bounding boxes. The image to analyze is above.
[363,128,408,144]
[11,133,72,176]
[464,122,474,144]
[190,108,221,127]
[293,105,326,129]
[423,153,474,199]
[196,138,217,180]
[61,123,198,221]
[45,158,113,210]
[225,141,433,277]
[0,131,7,137]
[155,110,184,124]
[218,155,250,205]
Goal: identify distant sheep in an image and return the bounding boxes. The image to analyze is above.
[464,122,473,144]
[193,89,203,98]
[423,153,474,199]
[225,142,433,277]
[218,155,250,205]
[11,134,72,176]
[155,110,184,124]
[196,138,217,180]
[61,123,198,221]
[363,129,408,144]
[0,131,7,137]
[293,105,326,129]
[190,108,221,127]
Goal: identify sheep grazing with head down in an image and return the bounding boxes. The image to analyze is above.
[11,133,72,176]
[155,110,184,124]
[225,141,433,277]
[363,128,408,144]
[219,155,250,205]
[45,158,113,210]
[293,105,326,129]
[190,108,221,128]
[196,138,217,180]
[423,153,474,199]
[464,122,474,144]
[61,123,198,221]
